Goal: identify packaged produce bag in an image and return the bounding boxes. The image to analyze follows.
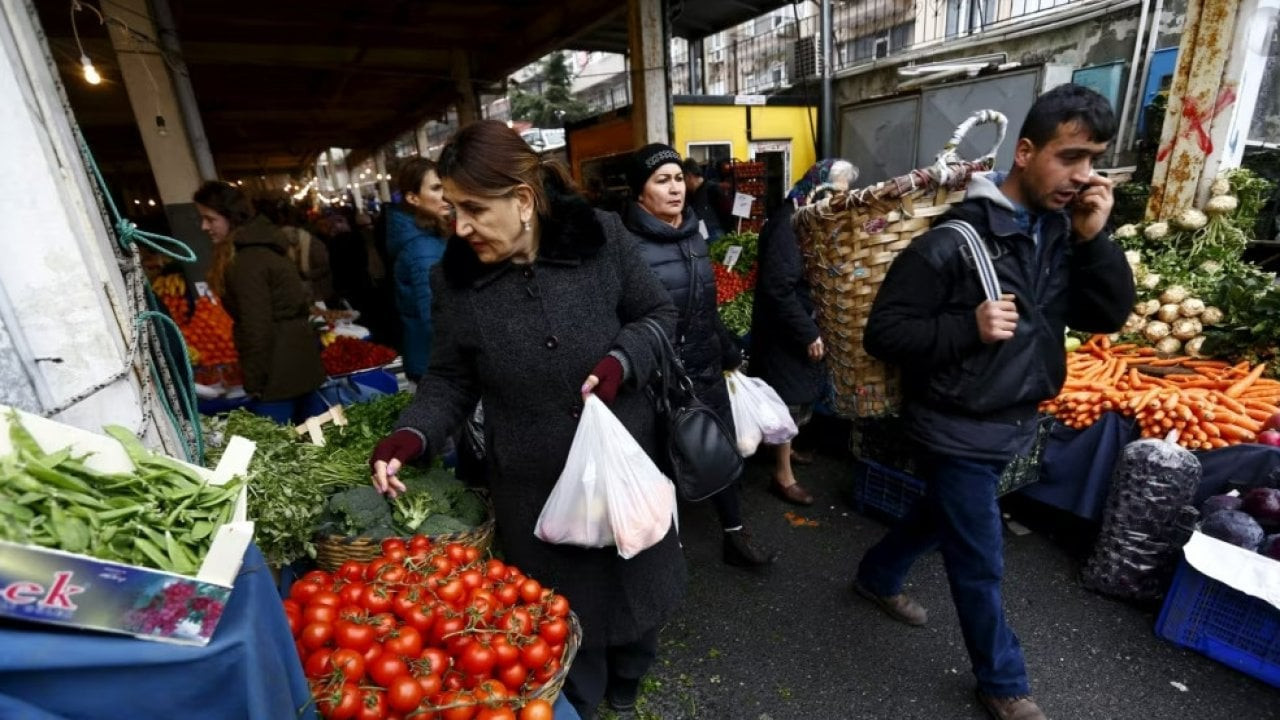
[535,395,676,558]
[725,370,799,456]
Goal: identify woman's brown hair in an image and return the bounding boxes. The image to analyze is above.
[395,157,449,235]
[192,181,252,298]
[436,120,575,217]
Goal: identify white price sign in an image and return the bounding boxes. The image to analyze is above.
[731,192,754,219]
[722,245,744,271]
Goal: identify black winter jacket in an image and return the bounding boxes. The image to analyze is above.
[623,203,741,423]
[864,173,1135,460]
[396,185,685,647]
[750,203,826,405]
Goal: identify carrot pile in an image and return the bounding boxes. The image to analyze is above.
[1041,335,1280,450]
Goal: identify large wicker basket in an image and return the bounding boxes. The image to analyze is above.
[794,110,1008,417]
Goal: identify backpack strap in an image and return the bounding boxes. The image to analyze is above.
[937,219,1002,302]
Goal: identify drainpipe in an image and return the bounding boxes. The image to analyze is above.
[1112,0,1152,164]
[820,0,834,158]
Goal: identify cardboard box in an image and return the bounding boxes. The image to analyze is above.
[0,405,256,645]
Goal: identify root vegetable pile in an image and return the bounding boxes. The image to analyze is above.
[1042,335,1280,449]
[287,536,570,720]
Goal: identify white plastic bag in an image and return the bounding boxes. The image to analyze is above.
[725,370,799,456]
[535,395,676,559]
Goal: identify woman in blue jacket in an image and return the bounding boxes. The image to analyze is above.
[386,158,452,381]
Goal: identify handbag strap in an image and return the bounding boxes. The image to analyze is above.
[640,318,696,412]
[938,219,1002,302]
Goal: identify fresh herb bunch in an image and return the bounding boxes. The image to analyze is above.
[203,392,433,567]
[709,231,759,273]
[1227,168,1275,239]
[1202,270,1280,377]
[718,290,754,337]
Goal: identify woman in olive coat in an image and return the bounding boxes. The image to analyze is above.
[194,181,325,423]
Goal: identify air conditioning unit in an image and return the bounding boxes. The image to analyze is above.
[785,35,822,82]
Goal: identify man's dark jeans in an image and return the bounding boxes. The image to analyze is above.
[856,452,1030,697]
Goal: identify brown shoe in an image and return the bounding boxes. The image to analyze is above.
[770,480,814,506]
[852,581,928,626]
[975,691,1047,720]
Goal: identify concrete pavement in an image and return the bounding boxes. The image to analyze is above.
[616,446,1279,720]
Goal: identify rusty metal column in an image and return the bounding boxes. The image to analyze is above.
[1146,0,1244,218]
[627,0,671,145]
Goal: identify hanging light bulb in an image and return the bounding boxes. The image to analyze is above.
[80,54,101,85]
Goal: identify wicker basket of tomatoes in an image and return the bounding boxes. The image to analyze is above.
[288,536,581,719]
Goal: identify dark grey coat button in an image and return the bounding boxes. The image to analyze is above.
[545,336,558,349]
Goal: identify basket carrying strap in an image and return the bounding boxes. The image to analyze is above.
[937,219,1002,302]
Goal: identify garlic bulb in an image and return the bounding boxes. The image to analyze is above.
[1210,177,1231,197]
[1122,313,1147,334]
[1144,222,1169,240]
[1200,306,1224,325]
[1200,260,1223,274]
[1178,297,1205,317]
[1124,249,1142,266]
[1143,321,1171,342]
[1134,299,1161,317]
[1171,317,1202,341]
[1156,303,1181,323]
[1115,224,1140,240]
[1205,195,1238,215]
[1185,335,1207,358]
[1156,336,1183,356]
[1159,285,1189,304]
[1173,208,1208,231]
[1141,273,1162,290]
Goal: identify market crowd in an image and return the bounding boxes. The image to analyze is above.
[186,83,1132,720]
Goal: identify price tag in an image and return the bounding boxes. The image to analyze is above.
[697,219,709,239]
[723,245,743,271]
[193,282,214,303]
[731,192,754,219]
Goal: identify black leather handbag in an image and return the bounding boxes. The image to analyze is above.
[641,318,743,502]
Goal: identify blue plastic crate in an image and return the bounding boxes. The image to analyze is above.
[1155,560,1280,688]
[851,458,926,520]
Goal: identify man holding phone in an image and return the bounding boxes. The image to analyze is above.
[851,84,1135,720]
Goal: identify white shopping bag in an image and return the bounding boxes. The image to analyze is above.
[725,371,799,456]
[535,395,676,559]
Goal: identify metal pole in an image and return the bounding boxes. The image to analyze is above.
[1112,0,1152,165]
[820,0,833,158]
[149,0,217,181]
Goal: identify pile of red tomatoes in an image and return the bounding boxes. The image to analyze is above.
[283,536,572,720]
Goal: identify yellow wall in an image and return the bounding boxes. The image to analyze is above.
[672,103,817,186]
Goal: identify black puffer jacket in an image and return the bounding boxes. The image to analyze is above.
[865,173,1135,460]
[623,203,741,422]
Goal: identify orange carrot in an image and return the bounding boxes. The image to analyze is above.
[1226,364,1267,398]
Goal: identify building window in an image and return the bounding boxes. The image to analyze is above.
[947,0,997,37]
[686,142,733,168]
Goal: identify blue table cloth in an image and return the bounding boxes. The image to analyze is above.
[1019,411,1280,520]
[0,542,582,720]
[0,543,315,720]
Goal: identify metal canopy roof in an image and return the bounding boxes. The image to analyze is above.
[34,0,790,180]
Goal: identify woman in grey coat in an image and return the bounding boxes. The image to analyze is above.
[369,120,685,720]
